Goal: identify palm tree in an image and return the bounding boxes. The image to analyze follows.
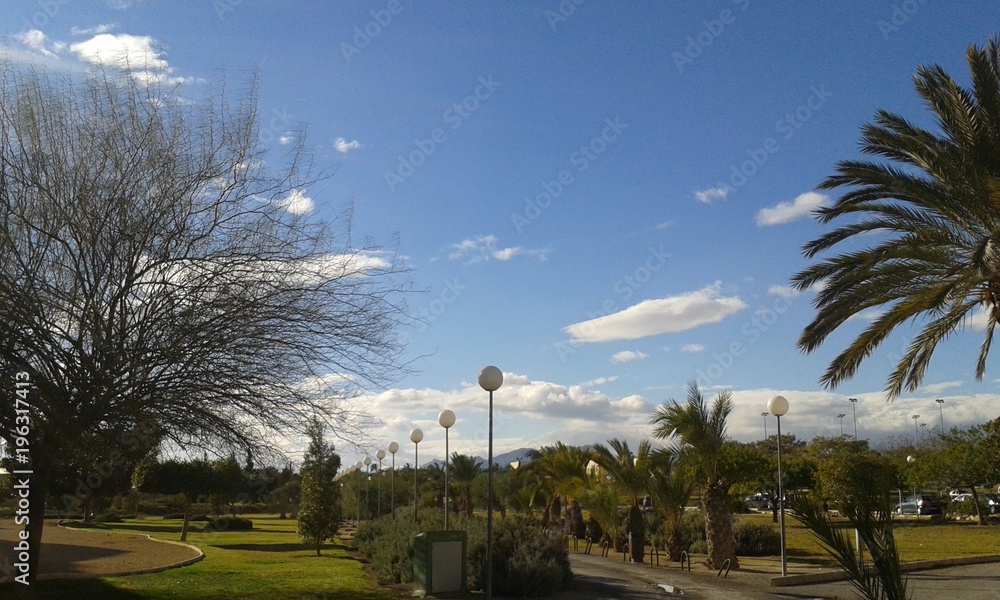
[646,445,696,562]
[650,382,739,570]
[790,462,907,600]
[591,438,653,563]
[449,453,482,516]
[793,37,1000,398]
[526,442,593,530]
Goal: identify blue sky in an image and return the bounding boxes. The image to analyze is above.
[4,1,1000,468]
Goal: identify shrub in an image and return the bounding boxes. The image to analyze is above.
[357,509,570,596]
[202,516,253,532]
[94,513,124,523]
[468,515,571,597]
[733,520,781,556]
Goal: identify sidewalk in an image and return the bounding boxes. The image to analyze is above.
[563,549,1000,600]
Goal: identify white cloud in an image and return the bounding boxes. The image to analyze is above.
[965,308,990,331]
[339,376,1000,469]
[71,24,117,36]
[447,235,540,264]
[14,30,62,58]
[846,309,884,322]
[920,381,962,395]
[492,247,522,261]
[279,133,295,145]
[581,376,619,387]
[756,191,828,226]
[695,187,728,204]
[768,285,800,299]
[611,350,648,364]
[277,188,314,214]
[333,137,361,154]
[563,283,747,343]
[343,371,658,464]
[69,33,191,86]
[681,344,704,353]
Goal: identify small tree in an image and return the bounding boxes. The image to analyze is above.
[791,460,907,600]
[133,458,242,541]
[297,420,342,556]
[927,426,998,524]
[449,453,483,516]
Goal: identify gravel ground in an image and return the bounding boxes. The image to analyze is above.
[0,519,201,582]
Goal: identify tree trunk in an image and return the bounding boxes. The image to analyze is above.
[82,497,93,523]
[180,493,192,542]
[548,495,562,530]
[628,503,644,563]
[13,472,48,598]
[666,513,686,562]
[969,487,987,526]
[703,481,739,570]
[316,540,321,557]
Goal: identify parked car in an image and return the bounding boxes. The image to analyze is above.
[984,493,1000,515]
[951,493,974,503]
[949,489,971,499]
[894,494,943,515]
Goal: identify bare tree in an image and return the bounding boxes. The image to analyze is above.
[0,61,408,587]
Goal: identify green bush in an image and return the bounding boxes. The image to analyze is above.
[733,520,781,556]
[202,516,253,532]
[357,509,570,596]
[94,513,124,523]
[468,515,571,597]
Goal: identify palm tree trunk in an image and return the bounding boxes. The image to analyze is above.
[548,495,562,530]
[628,503,644,563]
[703,481,739,570]
[666,512,685,562]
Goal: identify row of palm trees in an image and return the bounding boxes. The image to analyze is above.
[434,383,743,570]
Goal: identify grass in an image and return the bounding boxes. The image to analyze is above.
[3,515,391,600]
[739,512,1000,564]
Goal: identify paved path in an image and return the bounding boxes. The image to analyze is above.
[772,562,1000,600]
[563,550,1000,600]
[566,552,775,599]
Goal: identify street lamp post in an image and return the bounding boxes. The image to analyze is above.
[907,455,917,500]
[388,442,399,519]
[364,456,372,520]
[410,428,423,522]
[912,414,920,445]
[355,461,363,523]
[935,398,945,436]
[438,409,456,530]
[479,365,503,600]
[761,411,768,440]
[768,395,789,578]
[837,413,846,437]
[376,449,386,519]
[848,398,858,440]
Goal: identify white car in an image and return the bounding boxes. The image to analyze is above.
[949,489,971,499]
[951,493,974,503]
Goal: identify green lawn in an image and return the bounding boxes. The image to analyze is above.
[4,515,390,600]
[740,512,1000,564]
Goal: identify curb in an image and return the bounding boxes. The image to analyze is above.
[769,554,1000,587]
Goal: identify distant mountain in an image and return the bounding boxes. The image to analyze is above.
[422,447,535,470]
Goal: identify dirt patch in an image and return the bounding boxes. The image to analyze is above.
[0,519,201,581]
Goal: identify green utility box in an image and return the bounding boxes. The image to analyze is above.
[413,530,467,596]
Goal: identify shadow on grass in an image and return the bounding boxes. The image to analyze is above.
[212,542,348,553]
[107,522,184,535]
[1,579,146,599]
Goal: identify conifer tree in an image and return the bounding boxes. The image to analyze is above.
[297,420,342,556]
